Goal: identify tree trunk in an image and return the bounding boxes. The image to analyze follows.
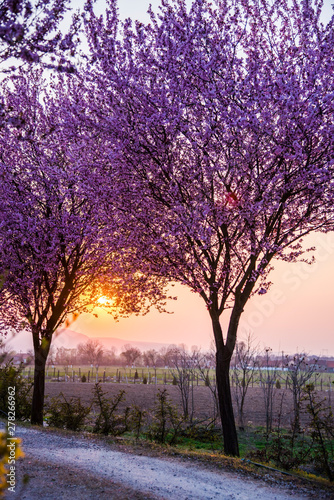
[31,337,50,425]
[239,389,246,431]
[216,348,239,456]
[211,310,240,456]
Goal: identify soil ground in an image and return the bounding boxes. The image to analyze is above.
[44,381,333,428]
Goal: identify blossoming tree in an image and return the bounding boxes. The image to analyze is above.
[83,0,334,455]
[0,72,169,424]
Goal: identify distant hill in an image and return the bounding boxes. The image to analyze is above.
[92,336,171,353]
[1,329,172,354]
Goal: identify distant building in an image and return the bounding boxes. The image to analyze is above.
[312,358,334,373]
[11,353,31,365]
[325,360,334,373]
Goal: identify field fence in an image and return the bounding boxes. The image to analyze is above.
[19,366,334,392]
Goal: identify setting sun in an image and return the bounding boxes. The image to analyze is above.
[97,296,110,306]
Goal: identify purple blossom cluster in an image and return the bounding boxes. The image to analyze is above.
[0,0,79,70]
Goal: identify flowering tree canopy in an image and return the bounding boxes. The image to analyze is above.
[0,71,169,423]
[83,0,334,455]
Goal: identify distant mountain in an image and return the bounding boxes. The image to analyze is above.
[2,329,89,353]
[52,329,90,349]
[1,329,172,354]
[51,329,171,352]
[93,337,171,353]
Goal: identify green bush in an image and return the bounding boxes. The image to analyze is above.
[146,389,184,444]
[46,393,91,431]
[92,383,127,436]
[250,429,312,471]
[181,424,222,445]
[0,361,32,420]
[128,405,146,440]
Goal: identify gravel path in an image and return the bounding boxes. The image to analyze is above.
[1,425,319,500]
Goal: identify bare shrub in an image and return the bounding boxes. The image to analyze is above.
[259,348,280,435]
[195,348,219,424]
[302,385,334,481]
[169,347,196,422]
[231,333,258,430]
[284,353,319,436]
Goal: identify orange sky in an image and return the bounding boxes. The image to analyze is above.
[70,233,334,356]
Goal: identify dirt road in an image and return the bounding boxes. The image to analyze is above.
[2,425,324,500]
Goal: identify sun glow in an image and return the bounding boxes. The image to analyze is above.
[97,295,110,306]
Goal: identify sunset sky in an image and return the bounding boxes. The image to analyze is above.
[64,1,334,357]
[71,233,334,356]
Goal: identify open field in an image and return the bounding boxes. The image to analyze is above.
[44,382,333,429]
